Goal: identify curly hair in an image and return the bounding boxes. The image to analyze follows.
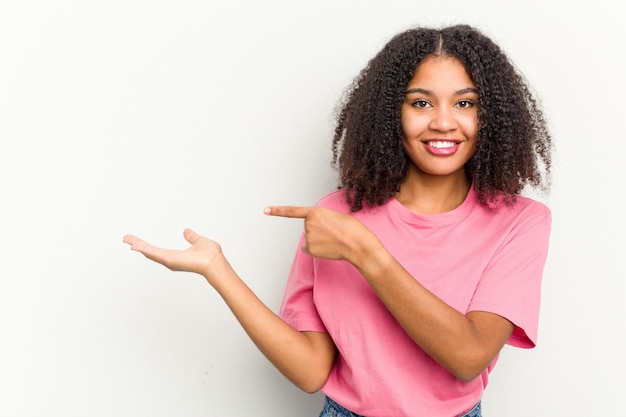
[332,24,552,211]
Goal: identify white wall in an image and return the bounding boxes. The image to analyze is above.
[1,1,623,416]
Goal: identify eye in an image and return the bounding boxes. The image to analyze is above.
[411,99,432,108]
[456,100,475,109]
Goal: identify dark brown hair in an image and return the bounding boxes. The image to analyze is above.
[332,24,552,211]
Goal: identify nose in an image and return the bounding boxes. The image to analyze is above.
[429,106,457,132]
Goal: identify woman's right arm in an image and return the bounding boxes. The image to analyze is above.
[123,228,336,393]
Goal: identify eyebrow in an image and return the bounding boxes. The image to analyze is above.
[405,87,479,96]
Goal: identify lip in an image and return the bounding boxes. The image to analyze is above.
[422,139,462,156]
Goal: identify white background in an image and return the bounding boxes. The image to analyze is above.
[1,1,623,416]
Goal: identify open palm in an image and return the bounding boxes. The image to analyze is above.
[123,228,222,278]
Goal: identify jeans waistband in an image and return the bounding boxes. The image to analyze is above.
[320,396,482,417]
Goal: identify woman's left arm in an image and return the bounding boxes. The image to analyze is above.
[265,205,514,382]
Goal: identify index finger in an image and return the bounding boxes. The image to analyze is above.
[264,206,312,219]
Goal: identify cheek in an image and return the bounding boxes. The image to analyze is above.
[465,134,478,160]
[399,111,409,136]
[401,116,425,138]
[399,106,424,137]
[401,138,409,153]
[463,115,479,140]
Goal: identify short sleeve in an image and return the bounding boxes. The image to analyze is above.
[468,207,552,348]
[279,233,327,333]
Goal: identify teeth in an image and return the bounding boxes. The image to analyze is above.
[427,141,457,148]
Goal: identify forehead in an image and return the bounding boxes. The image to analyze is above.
[407,56,475,90]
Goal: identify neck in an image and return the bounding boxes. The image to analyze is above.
[396,169,471,215]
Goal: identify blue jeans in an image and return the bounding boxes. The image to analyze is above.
[319,396,482,417]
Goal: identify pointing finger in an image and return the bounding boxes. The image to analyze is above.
[264,206,312,219]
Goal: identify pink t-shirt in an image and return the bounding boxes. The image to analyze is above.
[279,187,551,417]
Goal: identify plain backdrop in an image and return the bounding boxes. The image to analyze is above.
[1,0,624,416]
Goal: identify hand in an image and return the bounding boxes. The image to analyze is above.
[123,228,223,280]
[264,205,377,264]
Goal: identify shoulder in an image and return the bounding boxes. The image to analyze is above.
[505,194,550,218]
[314,189,391,217]
[485,193,552,236]
[511,194,551,222]
[315,189,353,214]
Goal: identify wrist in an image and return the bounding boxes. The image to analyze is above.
[203,251,230,284]
[349,232,389,273]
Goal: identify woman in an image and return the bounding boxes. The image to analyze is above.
[124,24,552,417]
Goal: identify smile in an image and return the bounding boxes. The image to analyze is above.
[423,140,461,156]
[425,140,460,148]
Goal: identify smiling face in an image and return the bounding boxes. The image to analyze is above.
[401,56,479,182]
